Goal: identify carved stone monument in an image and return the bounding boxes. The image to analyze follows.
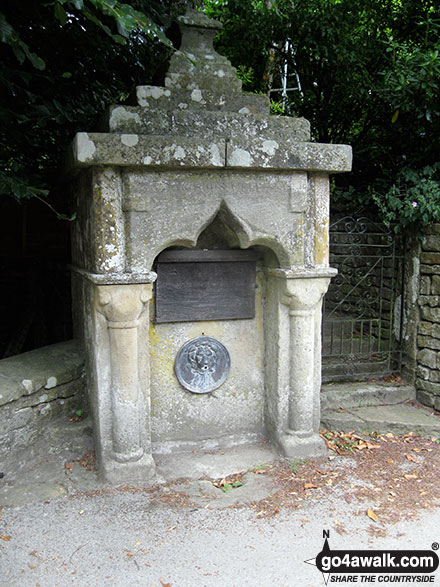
[70,8,351,483]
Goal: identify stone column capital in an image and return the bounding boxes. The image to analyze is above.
[282,276,332,314]
[95,283,152,326]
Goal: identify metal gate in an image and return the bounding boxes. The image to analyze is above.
[322,216,404,382]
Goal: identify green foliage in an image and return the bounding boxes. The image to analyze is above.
[204,0,440,231]
[289,459,306,472]
[0,0,184,211]
[270,100,285,115]
[372,165,440,233]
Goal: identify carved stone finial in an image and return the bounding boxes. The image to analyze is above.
[165,7,241,94]
[178,7,222,32]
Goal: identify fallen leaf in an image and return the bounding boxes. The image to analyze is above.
[367,508,379,522]
[0,535,11,542]
[304,483,318,490]
[406,454,419,463]
[387,458,394,463]
[160,580,172,587]
[64,462,74,471]
[404,474,418,480]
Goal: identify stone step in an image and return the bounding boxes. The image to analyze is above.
[322,358,391,382]
[321,381,415,411]
[321,402,440,437]
[320,381,440,437]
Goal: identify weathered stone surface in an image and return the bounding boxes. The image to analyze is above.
[321,402,440,437]
[419,320,433,336]
[0,378,85,460]
[431,275,440,294]
[420,306,440,322]
[418,335,440,350]
[0,340,84,406]
[420,264,440,274]
[72,132,226,169]
[416,378,440,396]
[417,389,435,407]
[418,295,440,307]
[122,170,308,271]
[421,251,440,265]
[429,370,440,383]
[321,381,415,410]
[226,140,352,173]
[420,275,431,295]
[416,365,430,381]
[69,6,350,484]
[150,274,266,451]
[417,347,437,369]
[71,132,350,173]
[422,235,440,252]
[135,87,270,115]
[107,106,310,143]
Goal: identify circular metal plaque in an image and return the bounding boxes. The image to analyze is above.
[174,336,231,394]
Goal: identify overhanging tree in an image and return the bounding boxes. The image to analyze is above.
[205,0,440,231]
[0,0,185,215]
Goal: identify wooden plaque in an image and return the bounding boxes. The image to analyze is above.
[155,250,257,323]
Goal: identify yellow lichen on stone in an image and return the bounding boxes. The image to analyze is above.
[314,218,329,266]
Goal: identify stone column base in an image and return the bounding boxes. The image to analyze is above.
[275,431,327,459]
[100,452,156,485]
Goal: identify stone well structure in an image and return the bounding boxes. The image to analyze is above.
[69,9,352,483]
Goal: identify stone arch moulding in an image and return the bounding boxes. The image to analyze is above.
[149,200,288,270]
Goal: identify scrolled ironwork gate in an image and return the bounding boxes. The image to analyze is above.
[322,216,404,382]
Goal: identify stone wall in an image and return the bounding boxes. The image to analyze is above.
[0,340,85,460]
[414,225,440,409]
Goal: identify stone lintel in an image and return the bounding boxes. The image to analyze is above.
[71,132,351,174]
[71,266,157,285]
[226,141,352,173]
[72,132,226,169]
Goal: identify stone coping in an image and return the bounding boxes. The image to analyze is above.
[71,132,352,174]
[0,340,84,407]
[70,266,157,285]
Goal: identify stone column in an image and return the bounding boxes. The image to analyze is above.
[96,284,149,460]
[266,268,335,458]
[89,277,156,482]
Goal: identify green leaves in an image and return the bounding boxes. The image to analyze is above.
[221,481,243,493]
[204,0,440,228]
[0,13,46,69]
[1,0,182,211]
[372,164,440,232]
